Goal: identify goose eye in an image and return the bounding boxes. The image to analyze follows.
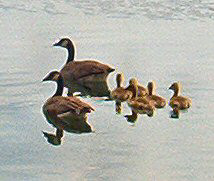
[52,74,59,81]
[61,40,68,47]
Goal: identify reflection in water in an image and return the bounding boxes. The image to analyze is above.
[115,101,122,114]
[43,129,63,146]
[68,80,111,97]
[125,107,155,123]
[170,107,180,119]
[42,116,93,146]
[125,110,138,123]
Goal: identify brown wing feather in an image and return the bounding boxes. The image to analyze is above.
[138,85,148,96]
[61,60,114,81]
[170,96,191,109]
[45,96,94,116]
[111,88,133,102]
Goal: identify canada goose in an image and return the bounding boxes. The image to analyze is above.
[42,71,94,134]
[111,73,133,113]
[125,78,155,122]
[169,82,192,110]
[147,81,166,108]
[53,38,115,97]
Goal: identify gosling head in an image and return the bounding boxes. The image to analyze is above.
[116,73,124,87]
[53,38,73,49]
[147,81,156,95]
[129,78,138,87]
[42,71,60,82]
[169,82,180,91]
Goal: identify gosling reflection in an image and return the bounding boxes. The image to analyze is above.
[125,111,138,123]
[170,107,180,119]
[43,129,63,146]
[115,101,122,114]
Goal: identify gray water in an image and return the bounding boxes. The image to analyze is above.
[1,0,214,180]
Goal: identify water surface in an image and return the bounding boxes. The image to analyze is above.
[0,0,214,180]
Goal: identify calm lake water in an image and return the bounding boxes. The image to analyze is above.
[1,0,214,180]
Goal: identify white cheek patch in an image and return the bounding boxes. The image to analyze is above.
[61,40,68,47]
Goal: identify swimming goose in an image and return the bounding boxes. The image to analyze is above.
[42,71,94,134]
[147,81,166,108]
[125,78,155,122]
[169,82,192,110]
[111,73,133,113]
[53,38,115,96]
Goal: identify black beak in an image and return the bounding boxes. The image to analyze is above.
[42,76,50,82]
[53,42,60,47]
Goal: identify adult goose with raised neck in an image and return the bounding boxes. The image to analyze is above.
[53,38,115,97]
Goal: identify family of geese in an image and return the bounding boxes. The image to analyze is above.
[42,38,192,145]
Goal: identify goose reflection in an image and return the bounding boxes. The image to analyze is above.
[70,80,111,98]
[42,71,94,146]
[43,129,63,146]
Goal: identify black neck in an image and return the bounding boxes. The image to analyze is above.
[66,44,75,64]
[148,87,153,96]
[53,76,64,97]
[173,89,179,97]
[117,80,122,88]
[173,86,180,97]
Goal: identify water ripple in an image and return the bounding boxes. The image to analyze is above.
[0,0,214,20]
